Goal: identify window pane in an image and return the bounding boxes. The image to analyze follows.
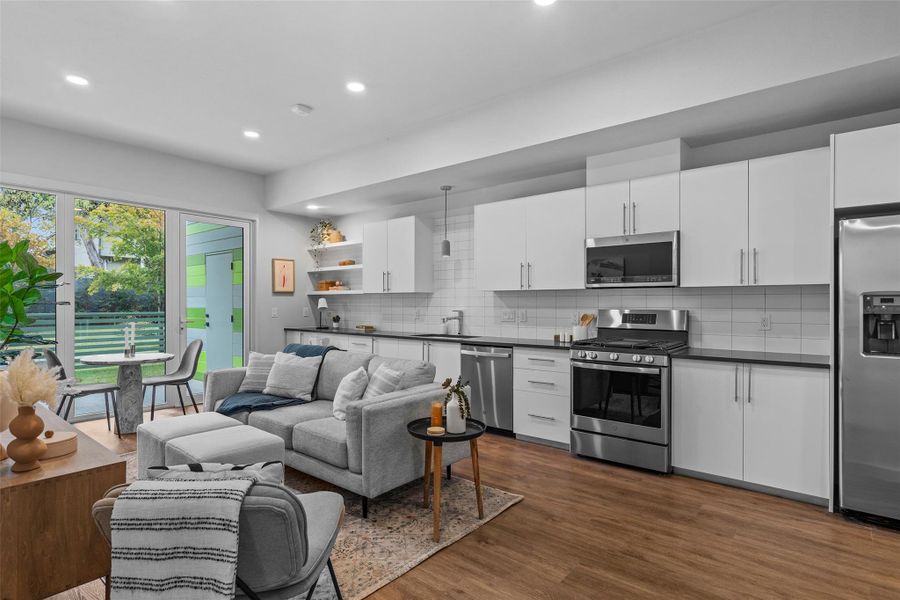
[73,198,166,416]
[0,187,57,357]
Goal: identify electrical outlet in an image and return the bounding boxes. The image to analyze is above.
[760,314,771,331]
[302,307,310,318]
[415,309,422,321]
[518,309,528,323]
[501,310,516,323]
[271,307,279,318]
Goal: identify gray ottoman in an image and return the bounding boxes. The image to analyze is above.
[165,425,284,467]
[137,412,241,478]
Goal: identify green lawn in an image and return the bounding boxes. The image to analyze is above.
[74,362,166,384]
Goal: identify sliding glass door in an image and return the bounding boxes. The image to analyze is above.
[180,215,250,395]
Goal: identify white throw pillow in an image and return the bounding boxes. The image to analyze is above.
[238,352,276,393]
[332,367,369,421]
[263,353,321,399]
[363,364,403,399]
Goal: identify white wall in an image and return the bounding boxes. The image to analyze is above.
[267,1,900,209]
[0,117,316,353]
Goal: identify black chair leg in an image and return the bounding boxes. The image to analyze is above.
[56,395,68,416]
[150,386,157,421]
[185,383,199,413]
[104,392,111,431]
[64,395,74,421]
[235,577,262,600]
[110,391,122,439]
[328,558,344,600]
[304,579,318,600]
[362,496,368,519]
[176,385,187,415]
[447,464,452,480]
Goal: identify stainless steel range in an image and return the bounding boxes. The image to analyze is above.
[570,309,689,473]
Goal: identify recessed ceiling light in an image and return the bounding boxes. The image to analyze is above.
[65,74,89,86]
[306,204,321,210]
[534,0,556,5]
[346,81,366,93]
[243,130,260,139]
[290,103,315,117]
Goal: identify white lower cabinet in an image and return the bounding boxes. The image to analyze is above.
[512,348,570,446]
[346,336,374,353]
[297,332,349,349]
[424,341,461,383]
[672,358,829,500]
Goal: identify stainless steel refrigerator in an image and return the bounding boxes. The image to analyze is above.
[838,214,900,521]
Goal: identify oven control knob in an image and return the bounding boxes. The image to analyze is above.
[578,351,587,359]
[644,356,655,364]
[609,353,619,361]
[632,355,642,362]
[588,352,599,360]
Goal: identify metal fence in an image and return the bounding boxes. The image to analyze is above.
[16,311,166,369]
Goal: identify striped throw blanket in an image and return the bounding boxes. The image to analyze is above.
[109,468,263,600]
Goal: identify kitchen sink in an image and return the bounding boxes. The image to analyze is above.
[414,333,479,339]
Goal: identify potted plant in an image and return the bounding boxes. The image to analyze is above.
[441,376,471,434]
[1,240,63,360]
[0,348,60,470]
[309,219,335,269]
[332,314,341,330]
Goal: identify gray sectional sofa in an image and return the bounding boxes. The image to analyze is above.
[204,350,469,516]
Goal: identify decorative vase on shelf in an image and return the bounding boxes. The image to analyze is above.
[7,406,47,472]
[445,397,466,434]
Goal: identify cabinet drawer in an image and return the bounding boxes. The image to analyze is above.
[285,331,303,345]
[514,348,569,373]
[513,390,570,445]
[347,336,374,353]
[514,368,570,397]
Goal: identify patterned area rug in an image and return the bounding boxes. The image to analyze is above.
[122,453,522,599]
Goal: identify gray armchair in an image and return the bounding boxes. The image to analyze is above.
[92,483,345,600]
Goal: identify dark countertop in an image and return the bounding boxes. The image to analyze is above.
[672,348,830,369]
[283,326,574,351]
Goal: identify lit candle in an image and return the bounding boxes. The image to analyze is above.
[431,401,443,427]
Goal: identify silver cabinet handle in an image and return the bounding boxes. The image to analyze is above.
[460,350,511,358]
[520,262,524,290]
[527,262,532,289]
[622,202,627,235]
[527,357,555,363]
[382,271,386,292]
[734,365,739,402]
[386,271,391,292]
[739,249,745,284]
[527,380,555,386]
[527,413,557,421]
[632,201,636,234]
[747,365,752,403]
[753,248,758,284]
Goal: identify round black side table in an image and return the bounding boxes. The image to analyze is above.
[407,417,486,542]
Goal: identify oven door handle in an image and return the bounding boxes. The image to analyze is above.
[571,361,661,375]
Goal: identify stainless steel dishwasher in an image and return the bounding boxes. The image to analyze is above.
[460,344,513,432]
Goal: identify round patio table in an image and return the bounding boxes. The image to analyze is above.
[78,352,174,434]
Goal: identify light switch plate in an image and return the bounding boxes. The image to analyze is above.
[760,314,771,331]
[271,307,279,318]
[501,310,516,323]
[518,309,528,323]
[302,307,310,318]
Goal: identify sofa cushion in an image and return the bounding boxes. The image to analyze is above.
[363,364,402,399]
[239,352,276,393]
[292,418,348,469]
[165,425,284,466]
[316,352,373,402]
[248,401,335,448]
[263,353,321,399]
[214,399,250,424]
[367,356,435,390]
[332,367,369,421]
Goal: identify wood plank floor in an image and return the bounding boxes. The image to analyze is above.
[56,411,900,600]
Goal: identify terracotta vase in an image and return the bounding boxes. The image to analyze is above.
[7,406,47,473]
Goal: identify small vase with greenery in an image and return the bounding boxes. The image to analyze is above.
[441,376,470,434]
[309,219,335,269]
[332,314,341,330]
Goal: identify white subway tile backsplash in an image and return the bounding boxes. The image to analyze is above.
[324,207,830,355]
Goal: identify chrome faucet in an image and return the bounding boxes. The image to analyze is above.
[443,310,463,335]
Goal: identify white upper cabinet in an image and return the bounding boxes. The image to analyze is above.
[525,189,585,290]
[680,161,749,287]
[749,148,830,286]
[362,221,388,293]
[629,172,680,234]
[833,122,900,209]
[586,173,679,239]
[586,180,629,238]
[475,189,584,291]
[474,199,527,291]
[362,216,432,293]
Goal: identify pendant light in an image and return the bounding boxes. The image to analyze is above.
[441,185,452,258]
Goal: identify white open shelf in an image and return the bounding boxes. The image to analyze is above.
[307,289,365,296]
[307,264,363,273]
[306,240,362,252]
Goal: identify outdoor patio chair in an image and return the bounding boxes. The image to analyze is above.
[44,349,122,437]
[142,339,203,420]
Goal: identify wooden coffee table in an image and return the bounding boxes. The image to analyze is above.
[1,406,126,599]
[407,417,486,542]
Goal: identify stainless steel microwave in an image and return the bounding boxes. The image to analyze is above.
[585,231,679,288]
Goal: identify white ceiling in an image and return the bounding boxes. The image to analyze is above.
[0,0,773,174]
